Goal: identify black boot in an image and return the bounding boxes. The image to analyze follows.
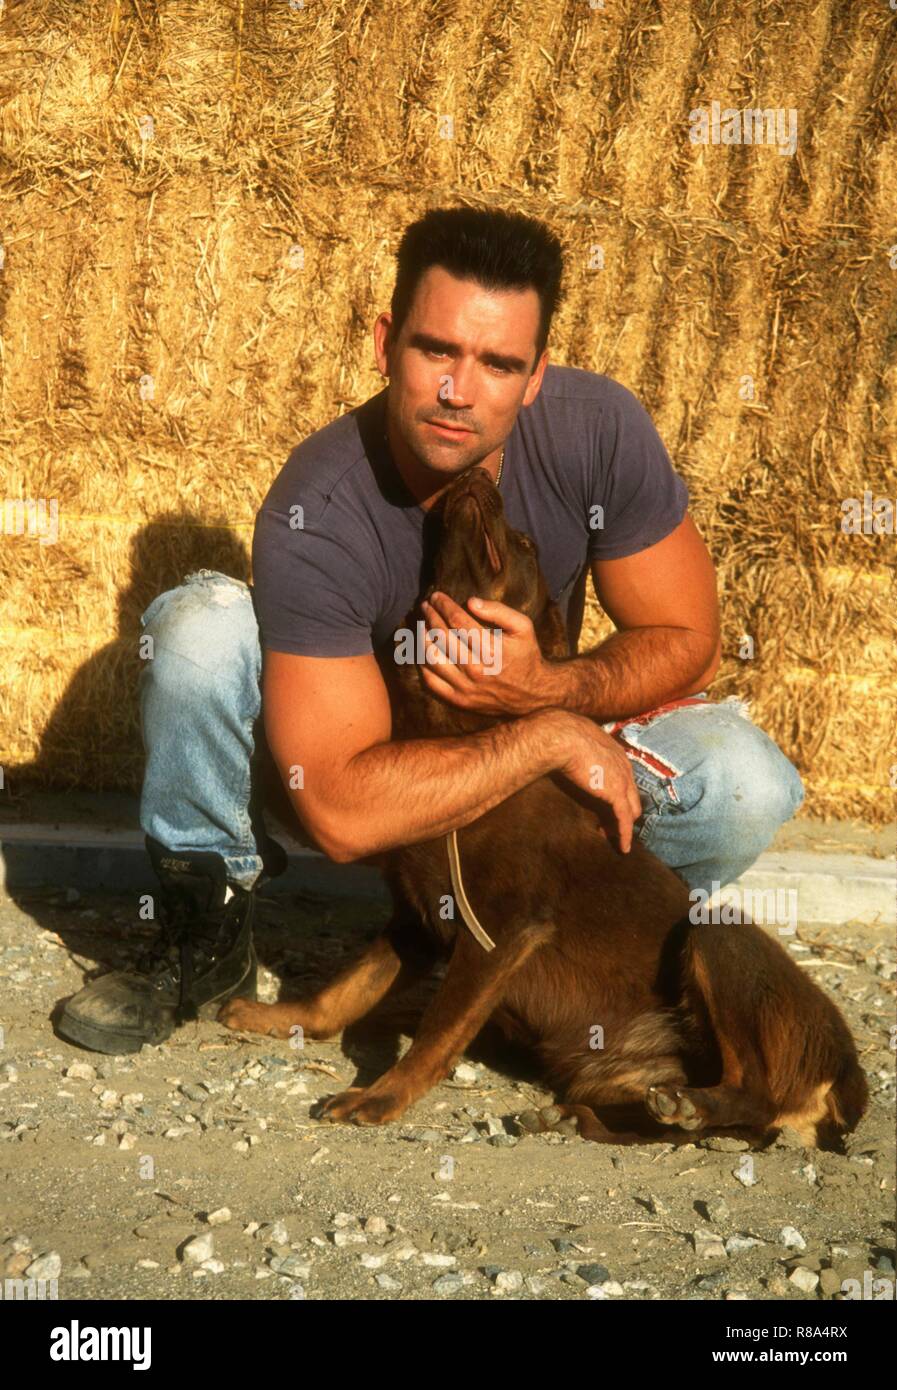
[56,833,286,1055]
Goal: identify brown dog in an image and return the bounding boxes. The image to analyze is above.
[221,468,867,1149]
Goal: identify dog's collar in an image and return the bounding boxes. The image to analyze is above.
[446,830,496,952]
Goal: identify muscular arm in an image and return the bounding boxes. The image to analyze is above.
[549,514,721,719]
[261,649,641,863]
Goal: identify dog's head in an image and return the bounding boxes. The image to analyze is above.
[427,466,568,658]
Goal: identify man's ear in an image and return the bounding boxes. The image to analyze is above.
[522,349,549,407]
[374,311,393,377]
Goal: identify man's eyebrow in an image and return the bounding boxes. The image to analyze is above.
[408,331,530,372]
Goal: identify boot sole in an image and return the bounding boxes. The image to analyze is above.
[57,949,258,1056]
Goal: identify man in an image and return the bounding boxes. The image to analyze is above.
[58,207,804,1055]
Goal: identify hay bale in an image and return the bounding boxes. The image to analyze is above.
[0,0,893,821]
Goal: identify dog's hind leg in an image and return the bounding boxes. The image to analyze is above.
[518,1102,660,1145]
[643,922,846,1144]
[316,917,555,1127]
[218,903,437,1040]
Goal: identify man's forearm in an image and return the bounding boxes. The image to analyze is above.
[315,710,569,862]
[536,626,719,722]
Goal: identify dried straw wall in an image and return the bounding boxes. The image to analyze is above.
[0,0,894,822]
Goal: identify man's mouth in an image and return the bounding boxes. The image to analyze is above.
[427,420,472,439]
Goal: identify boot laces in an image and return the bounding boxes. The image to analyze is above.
[135,889,242,1018]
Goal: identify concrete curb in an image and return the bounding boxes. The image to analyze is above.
[0,822,894,926]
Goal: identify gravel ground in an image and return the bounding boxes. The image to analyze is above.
[1,884,894,1302]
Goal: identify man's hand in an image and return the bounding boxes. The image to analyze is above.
[548,710,643,854]
[419,590,548,715]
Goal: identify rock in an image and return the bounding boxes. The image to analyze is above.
[773,1126,808,1150]
[98,1090,120,1109]
[332,1231,366,1247]
[703,1198,730,1223]
[779,1226,806,1251]
[359,1253,387,1269]
[257,1221,289,1246]
[586,1280,625,1298]
[200,1259,225,1274]
[432,1272,464,1294]
[493,1270,523,1292]
[385,1242,417,1262]
[725,1236,762,1255]
[179,1083,209,1103]
[6,1235,32,1253]
[206,1208,232,1226]
[118,1134,137,1151]
[551,1238,576,1255]
[636,1192,667,1216]
[693,1229,727,1260]
[375,1273,402,1291]
[0,1063,19,1081]
[819,1269,842,1296]
[180,1233,214,1265]
[364,1216,389,1236]
[702,1136,749,1152]
[420,1253,456,1268]
[25,1251,61,1280]
[789,1267,820,1293]
[269,1255,310,1278]
[488,1134,517,1147]
[450,1063,479,1085]
[65,1062,96,1082]
[4,1252,31,1277]
[331,1212,357,1228]
[576,1263,610,1284]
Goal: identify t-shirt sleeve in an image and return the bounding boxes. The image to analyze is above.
[251,501,375,658]
[587,383,689,561]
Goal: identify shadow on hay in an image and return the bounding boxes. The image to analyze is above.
[8,512,250,796]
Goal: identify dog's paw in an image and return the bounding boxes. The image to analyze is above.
[314,1086,408,1126]
[518,1104,580,1137]
[217,997,284,1036]
[645,1084,705,1130]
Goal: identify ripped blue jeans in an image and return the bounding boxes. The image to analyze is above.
[138,570,805,894]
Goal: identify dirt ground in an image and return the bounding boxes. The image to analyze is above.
[1,884,894,1302]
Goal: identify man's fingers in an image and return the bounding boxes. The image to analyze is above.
[468,595,532,635]
[425,593,484,636]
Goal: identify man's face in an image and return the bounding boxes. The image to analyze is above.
[374,265,548,481]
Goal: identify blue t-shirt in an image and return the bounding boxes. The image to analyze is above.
[251,364,689,658]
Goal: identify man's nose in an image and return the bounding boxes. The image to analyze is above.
[437,367,474,409]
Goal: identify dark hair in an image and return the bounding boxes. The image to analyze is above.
[389,207,565,369]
